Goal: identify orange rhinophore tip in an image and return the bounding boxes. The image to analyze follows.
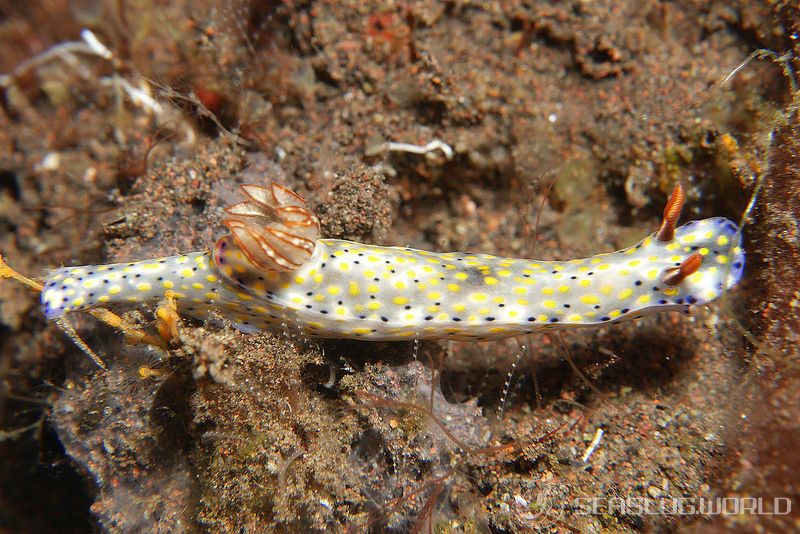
[656,183,686,242]
[662,252,703,286]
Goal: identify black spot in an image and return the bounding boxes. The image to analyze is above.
[601,316,610,321]
[686,296,697,304]
[404,305,411,310]
[381,316,389,322]
[306,291,312,296]
[691,246,699,251]
[570,276,577,280]
[344,249,349,252]
[158,277,163,281]
[413,279,419,283]
[527,317,536,322]
[652,286,659,291]
[551,270,558,274]
[305,305,313,309]
[594,305,600,309]
[159,260,166,264]
[108,267,115,271]
[338,300,343,305]
[135,273,141,278]
[390,270,396,274]
[370,295,376,299]
[424,315,433,321]
[675,299,683,304]
[452,317,461,321]
[635,280,642,286]
[658,299,668,304]
[385,260,391,264]
[733,261,742,269]
[498,303,505,307]
[621,308,630,314]
[674,262,681,266]
[192,267,198,271]
[321,263,326,268]
[587,272,594,276]
[354,261,360,264]
[486,317,496,321]
[358,253,364,256]
[103,280,109,284]
[122,275,127,279]
[563,304,571,308]
[549,317,558,323]
[88,293,94,297]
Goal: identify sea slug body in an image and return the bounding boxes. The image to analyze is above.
[40,183,745,342]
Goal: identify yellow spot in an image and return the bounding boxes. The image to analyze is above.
[609,309,621,318]
[471,293,488,302]
[497,270,511,276]
[635,294,651,305]
[427,292,441,300]
[628,259,641,267]
[617,288,633,300]
[619,269,630,276]
[591,258,602,264]
[206,274,218,283]
[291,297,303,304]
[666,242,680,251]
[393,296,409,305]
[367,301,381,310]
[489,327,508,334]
[517,298,529,305]
[447,283,461,292]
[543,299,556,309]
[598,264,610,271]
[205,292,217,300]
[352,327,372,335]
[313,274,324,284]
[394,281,406,290]
[688,272,703,283]
[367,255,379,262]
[579,279,591,288]
[599,284,613,296]
[236,292,253,301]
[484,277,498,285]
[363,269,375,278]
[453,304,466,312]
[162,280,174,289]
[699,247,710,255]
[427,305,439,313]
[82,279,98,289]
[73,297,84,307]
[680,233,697,243]
[98,295,110,303]
[328,286,341,295]
[542,287,554,295]
[109,286,121,295]
[567,314,583,322]
[314,294,325,302]
[558,285,570,293]
[717,235,730,246]
[294,275,305,284]
[192,282,204,290]
[663,288,679,296]
[339,263,350,271]
[537,314,548,322]
[349,282,361,296]
[509,310,519,317]
[717,255,729,264]
[335,307,347,316]
[580,294,600,305]
[367,284,380,294]
[514,287,528,295]
[422,266,434,273]
[624,248,636,255]
[646,268,659,280]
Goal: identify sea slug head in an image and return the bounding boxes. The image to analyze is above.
[658,216,745,305]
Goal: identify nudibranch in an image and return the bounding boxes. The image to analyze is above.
[39,183,744,342]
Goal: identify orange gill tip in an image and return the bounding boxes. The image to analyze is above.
[656,183,686,242]
[662,252,703,286]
